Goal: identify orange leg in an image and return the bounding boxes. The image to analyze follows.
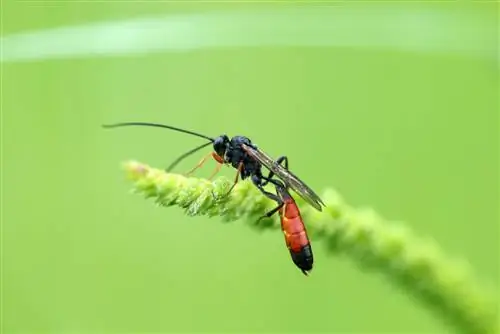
[211,162,244,201]
[208,163,223,180]
[184,152,212,176]
[222,161,243,197]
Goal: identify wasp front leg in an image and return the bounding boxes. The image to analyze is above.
[184,152,221,177]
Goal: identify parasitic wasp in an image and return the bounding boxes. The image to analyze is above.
[102,122,325,212]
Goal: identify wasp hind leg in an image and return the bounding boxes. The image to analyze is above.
[252,175,283,224]
[257,201,283,224]
[261,155,289,187]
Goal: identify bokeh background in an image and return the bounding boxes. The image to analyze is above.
[2,1,498,333]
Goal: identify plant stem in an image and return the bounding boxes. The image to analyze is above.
[122,160,498,334]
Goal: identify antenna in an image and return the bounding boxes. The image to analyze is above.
[166,142,213,172]
[102,122,214,142]
[102,121,218,172]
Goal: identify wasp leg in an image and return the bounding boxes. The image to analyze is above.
[207,162,223,180]
[214,161,243,201]
[184,152,212,176]
[251,175,283,223]
[251,175,287,198]
[226,161,243,194]
[257,201,284,223]
[261,155,289,187]
[260,174,286,188]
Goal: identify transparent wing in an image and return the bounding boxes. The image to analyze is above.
[242,144,325,211]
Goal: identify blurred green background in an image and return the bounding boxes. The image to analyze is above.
[2,1,498,333]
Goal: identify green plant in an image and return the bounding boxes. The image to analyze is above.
[123,160,498,334]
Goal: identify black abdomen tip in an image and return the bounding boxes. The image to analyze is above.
[290,244,313,275]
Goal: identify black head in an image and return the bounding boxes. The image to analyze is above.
[213,135,230,159]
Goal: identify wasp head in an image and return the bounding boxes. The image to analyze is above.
[213,135,230,160]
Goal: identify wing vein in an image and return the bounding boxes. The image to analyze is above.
[242,144,324,211]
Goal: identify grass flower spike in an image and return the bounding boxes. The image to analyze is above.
[123,160,498,334]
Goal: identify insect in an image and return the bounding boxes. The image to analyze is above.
[258,180,313,275]
[102,122,325,211]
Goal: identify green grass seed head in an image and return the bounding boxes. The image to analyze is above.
[122,160,498,334]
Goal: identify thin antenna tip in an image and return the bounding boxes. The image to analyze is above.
[99,121,214,141]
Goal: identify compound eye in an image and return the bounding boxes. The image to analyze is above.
[213,136,227,157]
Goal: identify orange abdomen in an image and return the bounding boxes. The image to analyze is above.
[279,199,313,274]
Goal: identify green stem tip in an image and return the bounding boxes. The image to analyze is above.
[122,160,498,334]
